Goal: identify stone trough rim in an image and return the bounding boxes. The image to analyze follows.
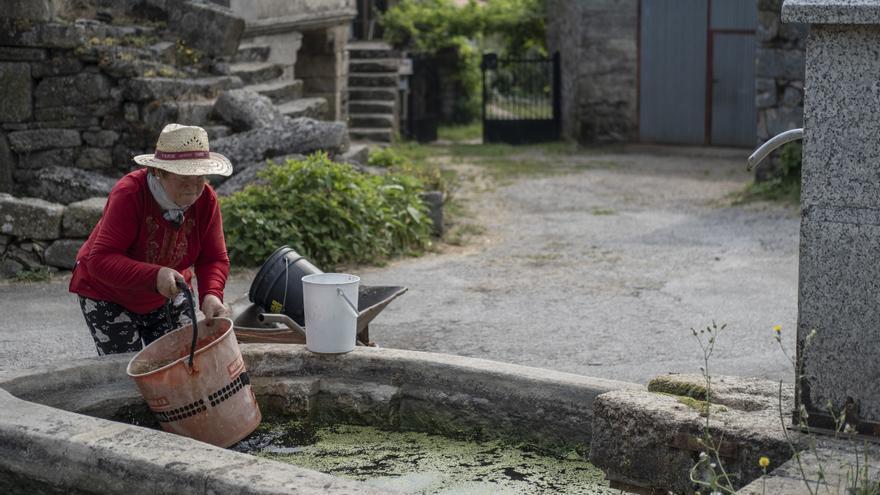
[0,345,642,494]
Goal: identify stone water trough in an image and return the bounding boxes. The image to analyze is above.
[0,345,640,494]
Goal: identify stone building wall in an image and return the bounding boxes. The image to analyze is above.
[545,0,639,143]
[755,0,806,180]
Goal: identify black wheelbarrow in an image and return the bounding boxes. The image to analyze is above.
[231,285,407,346]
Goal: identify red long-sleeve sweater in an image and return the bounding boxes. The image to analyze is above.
[70,168,230,314]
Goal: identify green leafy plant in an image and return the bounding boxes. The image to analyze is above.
[368,147,458,198]
[220,153,432,269]
[737,142,802,205]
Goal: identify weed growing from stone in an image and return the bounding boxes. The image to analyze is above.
[11,267,52,283]
[685,323,880,495]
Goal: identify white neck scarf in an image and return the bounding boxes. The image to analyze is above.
[147,172,188,227]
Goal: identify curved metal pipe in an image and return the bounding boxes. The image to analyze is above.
[747,128,803,171]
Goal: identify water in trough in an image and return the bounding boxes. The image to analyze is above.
[231,419,616,494]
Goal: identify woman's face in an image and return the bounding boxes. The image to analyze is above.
[157,170,207,207]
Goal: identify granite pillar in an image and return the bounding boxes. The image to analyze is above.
[783,0,880,434]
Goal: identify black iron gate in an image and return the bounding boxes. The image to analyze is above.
[481,52,561,144]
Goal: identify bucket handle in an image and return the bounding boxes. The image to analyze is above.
[336,288,360,318]
[175,280,199,368]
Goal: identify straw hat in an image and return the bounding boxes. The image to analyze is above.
[133,124,232,176]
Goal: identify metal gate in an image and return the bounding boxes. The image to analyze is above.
[481,52,561,144]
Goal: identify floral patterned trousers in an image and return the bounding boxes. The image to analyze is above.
[79,295,190,355]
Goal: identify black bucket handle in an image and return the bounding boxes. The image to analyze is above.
[174,279,199,368]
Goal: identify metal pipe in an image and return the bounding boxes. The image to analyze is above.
[747,128,803,171]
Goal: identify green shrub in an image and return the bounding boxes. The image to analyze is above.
[221,153,432,269]
[368,147,458,198]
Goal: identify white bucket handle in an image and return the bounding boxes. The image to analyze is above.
[336,288,360,318]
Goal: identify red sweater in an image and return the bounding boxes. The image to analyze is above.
[70,169,230,314]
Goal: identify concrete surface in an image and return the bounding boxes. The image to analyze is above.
[0,145,799,384]
[0,345,638,494]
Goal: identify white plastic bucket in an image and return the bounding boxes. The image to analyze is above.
[301,273,360,354]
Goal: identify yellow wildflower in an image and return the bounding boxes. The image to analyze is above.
[759,456,770,468]
[772,325,782,334]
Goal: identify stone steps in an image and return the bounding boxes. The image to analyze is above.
[347,41,399,60]
[350,113,394,129]
[277,97,328,120]
[122,76,243,101]
[234,44,271,63]
[230,62,285,85]
[348,87,397,101]
[245,79,304,104]
[349,72,398,87]
[349,100,395,114]
[349,58,399,73]
[348,127,393,143]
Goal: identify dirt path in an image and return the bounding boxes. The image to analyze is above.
[355,144,800,384]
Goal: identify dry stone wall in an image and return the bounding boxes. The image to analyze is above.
[756,0,806,181]
[0,0,353,279]
[0,2,246,204]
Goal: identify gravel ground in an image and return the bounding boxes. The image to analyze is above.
[0,144,800,384]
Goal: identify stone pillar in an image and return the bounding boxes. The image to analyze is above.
[783,0,880,434]
[295,25,348,122]
[545,0,638,144]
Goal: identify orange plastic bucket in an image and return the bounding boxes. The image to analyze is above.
[126,315,261,448]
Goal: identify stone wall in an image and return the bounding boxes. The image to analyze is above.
[755,0,806,180]
[545,0,639,143]
[0,0,245,203]
[0,194,104,277]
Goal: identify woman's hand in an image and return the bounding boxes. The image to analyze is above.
[201,294,230,323]
[156,267,184,298]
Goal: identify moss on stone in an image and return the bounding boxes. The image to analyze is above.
[647,375,708,401]
[239,420,616,494]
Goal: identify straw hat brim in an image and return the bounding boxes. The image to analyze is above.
[133,152,233,177]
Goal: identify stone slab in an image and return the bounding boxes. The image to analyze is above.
[44,239,83,269]
[783,0,880,24]
[7,129,81,153]
[62,197,105,238]
[122,76,242,101]
[0,63,31,123]
[737,439,880,494]
[591,374,798,494]
[0,193,63,240]
[34,73,113,108]
[0,0,56,21]
[167,0,245,57]
[24,166,115,205]
[0,20,85,49]
[0,47,46,61]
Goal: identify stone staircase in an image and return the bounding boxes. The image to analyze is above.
[347,41,401,143]
[230,43,328,120]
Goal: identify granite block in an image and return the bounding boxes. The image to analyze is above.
[801,25,880,209]
[783,0,880,24]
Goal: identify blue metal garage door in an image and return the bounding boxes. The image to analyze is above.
[639,0,756,147]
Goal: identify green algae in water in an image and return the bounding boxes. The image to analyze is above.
[238,421,615,494]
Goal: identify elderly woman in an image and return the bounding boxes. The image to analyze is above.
[70,124,233,355]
